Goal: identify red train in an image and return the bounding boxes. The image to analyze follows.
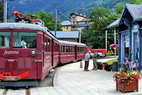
[0,23,86,87]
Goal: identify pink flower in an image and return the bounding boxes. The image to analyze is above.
[109,44,118,50]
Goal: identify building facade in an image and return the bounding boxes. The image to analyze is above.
[107,4,142,69]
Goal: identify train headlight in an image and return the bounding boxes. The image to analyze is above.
[31,50,36,56]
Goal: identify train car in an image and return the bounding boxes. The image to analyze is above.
[76,45,86,61]
[0,22,86,87]
[59,40,86,64]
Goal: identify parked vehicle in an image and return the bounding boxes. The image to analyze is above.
[91,49,107,57]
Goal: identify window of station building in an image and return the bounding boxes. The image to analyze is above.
[14,32,36,48]
[0,32,10,48]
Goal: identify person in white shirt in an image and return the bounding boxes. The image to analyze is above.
[21,40,27,48]
[84,50,91,71]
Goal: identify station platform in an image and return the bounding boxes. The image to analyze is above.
[31,58,142,95]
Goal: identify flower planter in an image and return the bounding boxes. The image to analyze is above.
[116,79,138,92]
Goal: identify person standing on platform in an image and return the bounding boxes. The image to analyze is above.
[92,54,98,70]
[84,50,91,71]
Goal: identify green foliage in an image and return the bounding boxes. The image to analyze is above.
[115,3,125,14]
[82,7,119,48]
[81,0,142,48]
[32,11,61,30]
[0,2,3,22]
[106,50,114,56]
[128,0,142,4]
[106,58,117,65]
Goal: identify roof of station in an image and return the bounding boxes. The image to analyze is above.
[107,3,142,29]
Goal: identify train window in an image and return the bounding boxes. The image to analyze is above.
[44,38,48,51]
[62,46,64,52]
[13,32,36,48]
[81,48,84,52]
[47,39,51,51]
[63,46,66,52]
[0,32,10,48]
[54,43,58,51]
[77,47,80,52]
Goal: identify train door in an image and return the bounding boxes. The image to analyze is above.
[52,40,59,67]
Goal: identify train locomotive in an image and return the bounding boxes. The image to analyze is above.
[0,22,86,87]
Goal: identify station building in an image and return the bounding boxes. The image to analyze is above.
[107,4,142,69]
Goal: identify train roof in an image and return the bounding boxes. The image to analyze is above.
[0,22,58,40]
[0,23,86,46]
[0,23,46,31]
[58,40,86,46]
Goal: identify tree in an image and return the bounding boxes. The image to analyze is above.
[81,7,119,49]
[128,0,142,4]
[32,11,61,30]
[0,1,3,22]
[115,3,125,14]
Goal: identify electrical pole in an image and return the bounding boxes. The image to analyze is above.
[3,0,7,22]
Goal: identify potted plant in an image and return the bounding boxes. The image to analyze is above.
[113,71,140,92]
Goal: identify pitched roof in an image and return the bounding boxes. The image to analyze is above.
[51,31,79,38]
[107,4,142,29]
[107,18,121,29]
[125,4,142,21]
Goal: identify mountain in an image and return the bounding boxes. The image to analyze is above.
[8,0,128,18]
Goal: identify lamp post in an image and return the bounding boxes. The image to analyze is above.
[114,30,117,56]
[105,30,108,50]
[3,0,7,22]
